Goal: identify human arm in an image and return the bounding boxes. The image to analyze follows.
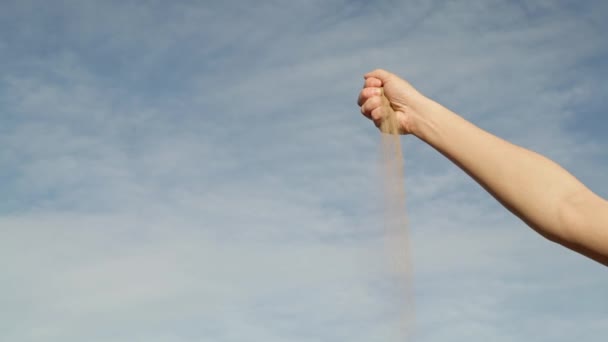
[358,69,608,266]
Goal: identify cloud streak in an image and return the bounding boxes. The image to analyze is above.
[1,1,607,341]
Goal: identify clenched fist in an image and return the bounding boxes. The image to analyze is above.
[357,69,429,135]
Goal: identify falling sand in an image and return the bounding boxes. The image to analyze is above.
[379,112,415,338]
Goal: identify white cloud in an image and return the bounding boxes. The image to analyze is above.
[1,1,607,341]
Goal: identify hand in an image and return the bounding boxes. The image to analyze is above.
[357,69,428,135]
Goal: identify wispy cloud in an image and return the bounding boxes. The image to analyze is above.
[1,1,607,341]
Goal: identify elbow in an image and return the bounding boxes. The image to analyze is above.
[556,189,590,246]
[555,189,608,266]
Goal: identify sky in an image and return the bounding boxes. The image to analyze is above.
[1,0,607,341]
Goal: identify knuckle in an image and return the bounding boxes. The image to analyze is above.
[367,87,379,97]
[368,95,381,107]
[370,107,382,120]
[358,88,381,106]
[360,88,371,100]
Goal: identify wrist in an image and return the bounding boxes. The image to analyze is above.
[409,96,442,142]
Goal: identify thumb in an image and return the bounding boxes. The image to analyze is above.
[364,69,394,84]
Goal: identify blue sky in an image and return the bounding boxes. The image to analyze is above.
[1,0,607,341]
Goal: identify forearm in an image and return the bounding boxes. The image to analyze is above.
[412,98,589,247]
[359,69,607,264]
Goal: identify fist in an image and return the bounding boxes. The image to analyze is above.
[357,69,425,135]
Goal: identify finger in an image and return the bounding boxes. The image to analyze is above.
[364,77,382,88]
[360,96,383,118]
[371,107,384,128]
[364,69,394,83]
[370,105,385,121]
[373,117,383,129]
[357,87,382,106]
[361,107,371,119]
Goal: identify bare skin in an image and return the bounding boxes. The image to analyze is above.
[358,69,608,266]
